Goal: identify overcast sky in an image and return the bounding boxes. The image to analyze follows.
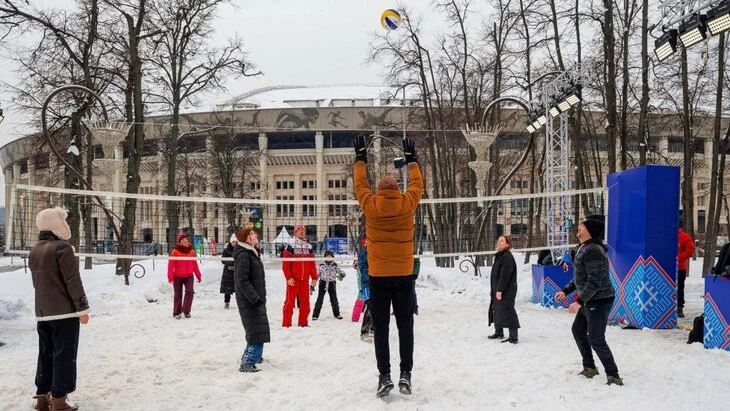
[0,0,443,204]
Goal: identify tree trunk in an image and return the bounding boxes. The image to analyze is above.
[603,0,618,173]
[637,0,650,166]
[680,47,695,238]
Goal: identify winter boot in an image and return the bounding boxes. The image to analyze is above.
[376,374,394,397]
[501,328,518,344]
[398,371,412,395]
[239,364,260,373]
[224,302,230,310]
[578,367,600,379]
[678,307,685,318]
[488,328,504,340]
[606,374,624,386]
[50,395,77,411]
[33,393,50,410]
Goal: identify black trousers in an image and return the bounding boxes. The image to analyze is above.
[224,293,232,303]
[312,281,340,318]
[370,275,415,375]
[35,317,80,397]
[571,299,619,376]
[677,269,687,308]
[361,299,373,335]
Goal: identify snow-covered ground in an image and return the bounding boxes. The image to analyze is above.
[1,254,729,410]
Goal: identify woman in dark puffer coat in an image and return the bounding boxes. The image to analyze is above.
[220,234,238,309]
[234,227,270,372]
[488,235,521,344]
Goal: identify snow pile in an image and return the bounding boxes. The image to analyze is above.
[1,255,730,410]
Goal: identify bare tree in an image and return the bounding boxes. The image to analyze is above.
[145,0,259,251]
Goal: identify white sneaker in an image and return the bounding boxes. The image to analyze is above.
[173,314,182,320]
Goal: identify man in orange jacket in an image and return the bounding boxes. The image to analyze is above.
[282,225,318,327]
[677,220,695,318]
[354,135,423,397]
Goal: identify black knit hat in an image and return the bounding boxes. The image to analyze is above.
[581,214,605,240]
[324,250,334,257]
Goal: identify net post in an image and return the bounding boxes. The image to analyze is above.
[7,184,16,253]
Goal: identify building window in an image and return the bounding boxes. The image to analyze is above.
[328,194,347,217]
[698,196,706,207]
[510,199,529,216]
[276,179,295,190]
[328,179,348,189]
[698,182,708,191]
[302,180,316,189]
[698,209,706,233]
[276,196,295,217]
[302,195,316,217]
[510,179,528,189]
[668,138,683,153]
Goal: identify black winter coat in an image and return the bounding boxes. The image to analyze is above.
[234,244,271,344]
[220,244,235,294]
[562,239,615,307]
[488,250,520,329]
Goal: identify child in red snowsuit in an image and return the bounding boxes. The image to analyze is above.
[281,225,318,327]
[167,232,203,319]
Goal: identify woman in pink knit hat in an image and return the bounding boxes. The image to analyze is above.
[167,231,203,319]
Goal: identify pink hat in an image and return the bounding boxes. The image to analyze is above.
[294,224,306,235]
[177,231,189,243]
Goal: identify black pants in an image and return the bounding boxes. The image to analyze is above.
[370,276,415,375]
[361,299,373,335]
[224,293,232,304]
[677,269,687,308]
[36,318,80,397]
[312,281,340,318]
[571,299,619,376]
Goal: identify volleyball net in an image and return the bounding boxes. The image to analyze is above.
[4,183,605,262]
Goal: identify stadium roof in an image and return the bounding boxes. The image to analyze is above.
[218,84,422,110]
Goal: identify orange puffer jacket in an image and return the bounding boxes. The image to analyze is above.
[354,161,423,276]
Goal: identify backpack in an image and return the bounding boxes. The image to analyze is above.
[687,314,704,344]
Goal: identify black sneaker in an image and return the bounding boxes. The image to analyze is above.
[184,313,191,319]
[335,315,343,320]
[487,332,504,340]
[239,364,260,373]
[501,338,518,344]
[377,374,394,397]
[398,371,412,394]
[312,317,318,321]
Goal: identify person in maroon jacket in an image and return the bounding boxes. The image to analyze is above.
[677,221,695,319]
[281,225,318,327]
[167,231,203,319]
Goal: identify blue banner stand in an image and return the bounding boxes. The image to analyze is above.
[705,275,730,350]
[532,264,576,308]
[606,165,680,329]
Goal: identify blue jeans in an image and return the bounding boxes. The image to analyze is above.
[241,343,264,367]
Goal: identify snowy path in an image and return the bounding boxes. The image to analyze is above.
[1,256,729,410]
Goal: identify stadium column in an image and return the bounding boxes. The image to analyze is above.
[27,158,37,231]
[315,131,324,244]
[155,151,165,243]
[4,167,11,235]
[205,135,215,242]
[372,129,382,179]
[258,133,268,240]
[114,144,123,219]
[13,162,21,246]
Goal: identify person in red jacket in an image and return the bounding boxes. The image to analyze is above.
[168,231,203,319]
[677,222,695,318]
[281,225,318,327]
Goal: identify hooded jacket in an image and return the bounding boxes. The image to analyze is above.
[562,238,615,307]
[678,228,695,271]
[354,161,423,276]
[167,245,203,282]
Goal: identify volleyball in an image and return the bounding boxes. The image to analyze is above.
[381,9,402,31]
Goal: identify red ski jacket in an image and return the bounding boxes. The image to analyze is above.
[282,239,317,282]
[167,246,202,282]
[678,228,695,271]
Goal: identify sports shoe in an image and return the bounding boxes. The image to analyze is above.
[312,317,318,321]
[377,374,394,397]
[173,314,182,320]
[335,315,343,320]
[239,364,260,373]
[606,374,624,386]
[184,313,191,319]
[578,367,599,379]
[360,333,373,343]
[398,371,412,394]
[224,302,230,310]
[487,332,504,340]
[678,307,685,318]
[501,338,518,344]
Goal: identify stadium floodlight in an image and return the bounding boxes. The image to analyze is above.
[525,124,536,133]
[563,83,582,107]
[678,14,708,48]
[654,29,678,61]
[537,114,547,126]
[548,105,561,117]
[557,99,572,112]
[707,0,730,36]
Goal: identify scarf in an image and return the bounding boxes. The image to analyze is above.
[289,237,312,255]
[241,242,260,257]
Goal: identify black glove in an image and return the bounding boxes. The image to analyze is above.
[354,135,367,163]
[403,137,417,164]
